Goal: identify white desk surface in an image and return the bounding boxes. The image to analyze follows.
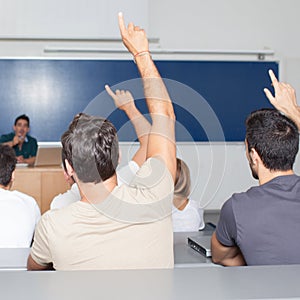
[0,248,30,270]
[173,230,215,267]
[1,265,300,300]
[0,230,214,270]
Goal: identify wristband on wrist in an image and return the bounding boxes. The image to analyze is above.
[133,51,151,64]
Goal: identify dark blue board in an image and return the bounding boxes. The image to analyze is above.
[0,59,278,142]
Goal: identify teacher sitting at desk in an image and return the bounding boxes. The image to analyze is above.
[0,114,38,165]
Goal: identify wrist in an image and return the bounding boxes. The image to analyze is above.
[133,51,151,64]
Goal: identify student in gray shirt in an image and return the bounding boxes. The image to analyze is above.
[212,70,300,266]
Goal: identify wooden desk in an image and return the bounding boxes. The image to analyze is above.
[13,166,69,214]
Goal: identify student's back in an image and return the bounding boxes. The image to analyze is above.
[0,189,40,247]
[217,174,300,265]
[0,145,40,248]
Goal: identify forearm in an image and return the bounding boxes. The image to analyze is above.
[211,232,246,266]
[212,250,246,267]
[285,107,300,131]
[23,156,36,166]
[1,140,15,148]
[135,55,175,119]
[123,105,151,143]
[27,254,53,271]
[124,105,151,166]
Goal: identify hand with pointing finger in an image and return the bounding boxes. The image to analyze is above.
[105,85,135,112]
[264,69,300,130]
[118,12,149,56]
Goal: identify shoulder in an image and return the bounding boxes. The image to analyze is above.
[38,205,70,229]
[11,190,40,208]
[26,135,37,144]
[0,132,14,142]
[11,190,37,205]
[117,160,140,186]
[132,157,173,187]
[50,184,80,210]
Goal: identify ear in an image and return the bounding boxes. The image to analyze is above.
[249,148,260,165]
[118,149,122,165]
[65,159,75,177]
[11,170,15,182]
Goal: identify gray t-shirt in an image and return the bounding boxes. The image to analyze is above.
[216,174,300,265]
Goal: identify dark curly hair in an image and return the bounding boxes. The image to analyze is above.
[61,113,119,183]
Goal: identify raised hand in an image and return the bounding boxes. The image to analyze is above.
[264,70,297,114]
[105,85,135,112]
[118,12,149,56]
[264,69,300,129]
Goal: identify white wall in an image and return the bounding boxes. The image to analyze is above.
[1,0,300,209]
[119,142,300,210]
[149,0,300,94]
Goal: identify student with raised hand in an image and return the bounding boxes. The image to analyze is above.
[50,87,151,210]
[106,88,204,232]
[27,13,176,271]
[264,69,300,129]
[211,110,300,266]
[105,86,151,170]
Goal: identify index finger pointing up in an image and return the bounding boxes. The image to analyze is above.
[268,69,279,87]
[118,12,126,35]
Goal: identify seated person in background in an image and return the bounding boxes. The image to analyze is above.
[27,13,176,271]
[0,114,38,165]
[211,70,300,266]
[0,145,40,247]
[50,163,81,210]
[172,158,204,232]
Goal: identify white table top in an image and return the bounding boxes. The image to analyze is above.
[1,265,300,299]
[0,229,214,270]
[0,247,30,270]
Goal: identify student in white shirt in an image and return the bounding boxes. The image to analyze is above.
[172,158,204,232]
[0,144,40,247]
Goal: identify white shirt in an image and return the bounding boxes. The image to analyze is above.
[172,199,204,232]
[50,161,140,210]
[0,189,41,247]
[50,183,81,210]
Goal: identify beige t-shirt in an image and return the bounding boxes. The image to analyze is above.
[30,158,174,270]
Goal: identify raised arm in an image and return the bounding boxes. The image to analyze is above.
[105,85,151,167]
[118,13,176,181]
[264,69,300,130]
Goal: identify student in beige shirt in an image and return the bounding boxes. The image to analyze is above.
[27,13,176,271]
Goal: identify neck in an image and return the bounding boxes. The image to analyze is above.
[0,183,11,190]
[173,197,189,211]
[259,169,294,185]
[79,174,118,204]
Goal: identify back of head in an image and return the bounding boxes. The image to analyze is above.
[61,113,119,184]
[14,114,30,127]
[0,145,17,187]
[174,158,191,200]
[246,108,299,171]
